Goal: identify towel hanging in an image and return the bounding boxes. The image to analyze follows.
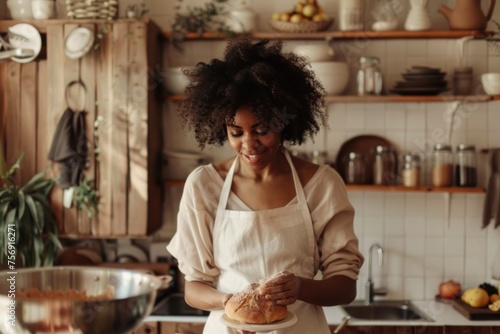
[48,80,89,189]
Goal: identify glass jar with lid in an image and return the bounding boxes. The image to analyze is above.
[401,153,421,187]
[357,56,383,96]
[432,144,453,187]
[455,144,477,187]
[344,152,366,184]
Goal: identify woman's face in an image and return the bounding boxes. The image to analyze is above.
[227,106,282,171]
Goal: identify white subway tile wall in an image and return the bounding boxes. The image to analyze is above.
[146,0,500,301]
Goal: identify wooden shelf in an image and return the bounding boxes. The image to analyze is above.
[0,18,147,33]
[163,29,491,41]
[163,180,485,193]
[166,94,496,103]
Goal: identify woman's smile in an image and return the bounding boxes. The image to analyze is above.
[227,106,282,172]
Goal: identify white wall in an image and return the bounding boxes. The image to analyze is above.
[143,0,500,301]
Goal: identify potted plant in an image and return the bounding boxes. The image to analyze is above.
[0,153,62,268]
[170,0,235,50]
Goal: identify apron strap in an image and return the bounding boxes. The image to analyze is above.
[283,149,308,206]
[215,155,238,218]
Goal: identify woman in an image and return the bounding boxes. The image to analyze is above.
[167,37,364,334]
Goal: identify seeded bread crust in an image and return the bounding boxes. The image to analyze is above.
[224,282,288,324]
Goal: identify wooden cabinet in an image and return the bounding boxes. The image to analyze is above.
[330,326,499,334]
[0,19,163,238]
[159,322,205,334]
[443,327,497,334]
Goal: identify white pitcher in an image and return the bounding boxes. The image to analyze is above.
[404,0,432,31]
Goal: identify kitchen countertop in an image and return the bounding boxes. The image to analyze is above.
[146,300,500,326]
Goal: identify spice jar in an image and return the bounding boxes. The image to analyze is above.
[455,144,477,187]
[453,67,473,96]
[373,145,396,185]
[432,144,453,187]
[357,56,383,96]
[344,152,366,184]
[401,153,421,187]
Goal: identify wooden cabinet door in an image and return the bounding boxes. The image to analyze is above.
[444,327,493,334]
[331,325,445,334]
[159,322,205,334]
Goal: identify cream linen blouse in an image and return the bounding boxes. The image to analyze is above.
[167,163,364,284]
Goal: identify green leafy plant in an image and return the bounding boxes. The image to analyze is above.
[73,178,100,220]
[0,153,62,267]
[171,0,235,50]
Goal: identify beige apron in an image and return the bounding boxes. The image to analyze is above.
[203,150,330,334]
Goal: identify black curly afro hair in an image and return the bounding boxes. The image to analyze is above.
[177,37,327,149]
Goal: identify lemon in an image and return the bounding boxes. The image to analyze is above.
[461,288,489,308]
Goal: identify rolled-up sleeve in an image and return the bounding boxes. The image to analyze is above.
[166,167,221,283]
[309,167,364,280]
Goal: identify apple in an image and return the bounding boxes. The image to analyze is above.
[439,280,461,299]
[302,4,317,18]
[290,14,303,23]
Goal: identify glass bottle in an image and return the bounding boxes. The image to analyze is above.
[373,145,396,185]
[432,144,453,187]
[357,56,383,96]
[401,153,421,187]
[455,144,477,187]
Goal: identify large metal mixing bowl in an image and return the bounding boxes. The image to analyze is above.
[0,266,171,334]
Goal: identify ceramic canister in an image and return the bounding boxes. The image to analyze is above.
[228,8,257,33]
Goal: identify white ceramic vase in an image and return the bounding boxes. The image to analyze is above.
[404,0,432,31]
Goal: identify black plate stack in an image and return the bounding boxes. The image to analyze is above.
[390,66,448,95]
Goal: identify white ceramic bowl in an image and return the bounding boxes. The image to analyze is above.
[481,72,500,95]
[371,20,398,31]
[309,61,350,95]
[164,67,190,95]
[6,0,33,19]
[293,44,335,62]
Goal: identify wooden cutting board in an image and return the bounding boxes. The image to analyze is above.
[451,299,500,320]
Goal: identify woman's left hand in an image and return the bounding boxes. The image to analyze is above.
[258,270,300,306]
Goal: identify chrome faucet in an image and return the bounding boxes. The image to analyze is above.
[364,243,387,305]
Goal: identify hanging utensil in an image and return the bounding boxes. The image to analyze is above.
[0,48,34,60]
[483,149,500,228]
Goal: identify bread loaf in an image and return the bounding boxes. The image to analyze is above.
[224,282,287,324]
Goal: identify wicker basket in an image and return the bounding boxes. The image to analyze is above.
[269,18,334,33]
[66,0,118,20]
